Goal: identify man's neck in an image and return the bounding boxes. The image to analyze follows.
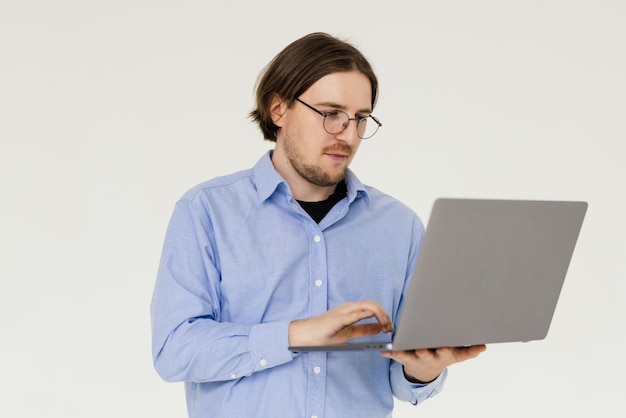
[270,151,338,202]
[292,182,337,203]
[296,180,348,223]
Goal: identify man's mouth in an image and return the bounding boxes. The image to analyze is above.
[323,144,352,160]
[324,152,349,163]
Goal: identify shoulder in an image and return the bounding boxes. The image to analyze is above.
[179,168,255,203]
[364,185,421,221]
[347,183,425,241]
[169,168,262,223]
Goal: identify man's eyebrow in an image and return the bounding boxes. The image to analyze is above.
[317,101,372,114]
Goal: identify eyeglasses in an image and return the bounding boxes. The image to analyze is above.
[295,98,382,139]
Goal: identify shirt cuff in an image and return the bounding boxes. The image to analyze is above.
[407,368,447,403]
[391,361,448,405]
[248,321,295,372]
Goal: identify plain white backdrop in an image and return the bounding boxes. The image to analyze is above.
[1,1,624,416]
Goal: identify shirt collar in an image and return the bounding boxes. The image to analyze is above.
[253,150,370,206]
[344,168,370,206]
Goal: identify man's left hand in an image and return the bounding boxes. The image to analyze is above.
[380,345,487,383]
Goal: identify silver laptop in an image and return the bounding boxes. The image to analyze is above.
[289,198,587,352]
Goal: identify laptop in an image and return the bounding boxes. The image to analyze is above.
[288,198,587,352]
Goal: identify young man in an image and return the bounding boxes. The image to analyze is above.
[151,32,485,418]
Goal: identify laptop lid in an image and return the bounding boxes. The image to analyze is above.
[289,198,587,352]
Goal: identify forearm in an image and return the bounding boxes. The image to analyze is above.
[153,318,295,383]
[390,360,447,405]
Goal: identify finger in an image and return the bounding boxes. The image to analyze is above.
[414,348,437,357]
[431,345,487,363]
[349,322,384,339]
[339,301,393,332]
[357,301,393,331]
[472,344,487,353]
[379,349,418,364]
[454,344,487,360]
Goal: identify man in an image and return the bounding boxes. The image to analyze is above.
[151,32,485,418]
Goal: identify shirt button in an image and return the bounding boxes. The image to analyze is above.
[311,416,318,418]
[314,279,323,287]
[230,373,237,379]
[313,235,321,243]
[313,366,321,374]
[259,358,268,367]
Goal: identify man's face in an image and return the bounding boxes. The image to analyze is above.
[272,71,372,189]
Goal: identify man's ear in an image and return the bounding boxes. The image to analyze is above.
[269,94,288,127]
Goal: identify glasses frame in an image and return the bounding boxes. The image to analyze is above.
[295,98,382,139]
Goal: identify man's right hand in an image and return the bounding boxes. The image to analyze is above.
[288,300,393,347]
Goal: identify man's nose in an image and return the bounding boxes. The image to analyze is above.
[336,118,361,142]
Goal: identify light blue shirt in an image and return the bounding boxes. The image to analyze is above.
[151,151,447,418]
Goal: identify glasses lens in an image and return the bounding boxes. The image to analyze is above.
[357,116,380,139]
[323,111,349,134]
[322,111,381,139]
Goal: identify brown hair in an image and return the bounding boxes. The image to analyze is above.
[249,32,379,141]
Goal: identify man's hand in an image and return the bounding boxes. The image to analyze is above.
[289,301,393,347]
[381,345,487,383]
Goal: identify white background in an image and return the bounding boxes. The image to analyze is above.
[1,1,624,417]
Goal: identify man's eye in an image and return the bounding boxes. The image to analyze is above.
[323,111,341,118]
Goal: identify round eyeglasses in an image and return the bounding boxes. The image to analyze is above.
[295,98,382,139]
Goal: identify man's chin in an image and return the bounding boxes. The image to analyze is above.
[304,172,346,188]
[292,160,347,188]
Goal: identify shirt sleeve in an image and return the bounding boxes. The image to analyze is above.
[390,361,448,404]
[150,199,295,383]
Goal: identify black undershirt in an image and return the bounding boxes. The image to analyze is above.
[296,181,348,224]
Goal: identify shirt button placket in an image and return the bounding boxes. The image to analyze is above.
[307,228,327,418]
[308,356,326,418]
